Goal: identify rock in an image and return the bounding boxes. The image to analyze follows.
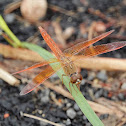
[77,111,83,116]
[40,89,50,104]
[81,79,86,85]
[82,115,87,120]
[86,123,92,126]
[21,0,47,23]
[4,14,15,24]
[66,119,71,125]
[121,82,126,89]
[60,123,66,126]
[39,120,48,126]
[66,108,76,119]
[66,103,72,108]
[103,90,108,97]
[94,89,103,98]
[40,95,49,103]
[88,72,95,81]
[97,70,108,81]
[74,103,80,111]
[115,53,121,58]
[118,93,125,100]
[56,111,67,119]
[111,96,118,101]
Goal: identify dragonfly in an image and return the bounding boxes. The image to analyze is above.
[13,26,126,95]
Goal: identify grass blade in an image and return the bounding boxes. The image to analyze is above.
[0,15,22,47]
[22,42,104,126]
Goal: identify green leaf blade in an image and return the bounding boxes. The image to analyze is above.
[22,42,104,126]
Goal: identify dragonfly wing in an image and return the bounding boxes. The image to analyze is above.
[12,58,59,75]
[64,30,114,56]
[39,27,65,59]
[20,64,62,95]
[78,41,126,57]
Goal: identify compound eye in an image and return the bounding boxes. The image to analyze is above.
[77,74,83,81]
[70,76,77,83]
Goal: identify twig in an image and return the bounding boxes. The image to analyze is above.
[42,81,124,118]
[88,8,112,22]
[50,92,62,106]
[20,112,61,126]
[4,0,21,14]
[72,56,126,71]
[52,22,75,48]
[43,80,73,99]
[0,68,19,86]
[0,43,43,62]
[48,4,77,17]
[87,101,124,118]
[62,27,75,40]
[96,98,126,118]
[0,58,124,118]
[52,21,66,48]
[116,116,126,126]
[1,44,126,71]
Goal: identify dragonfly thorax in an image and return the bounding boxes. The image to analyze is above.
[70,73,83,85]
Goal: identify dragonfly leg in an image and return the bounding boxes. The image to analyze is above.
[61,74,67,89]
[76,84,80,91]
[69,82,72,94]
[72,84,78,95]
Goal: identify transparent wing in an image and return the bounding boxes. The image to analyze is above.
[12,58,59,75]
[77,41,126,58]
[20,63,62,95]
[39,27,65,59]
[63,30,114,56]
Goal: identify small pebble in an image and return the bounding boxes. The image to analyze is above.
[66,108,76,119]
[88,72,95,81]
[121,83,126,90]
[100,114,109,120]
[64,99,68,103]
[74,103,80,111]
[40,95,49,104]
[82,115,87,120]
[72,0,81,6]
[66,103,72,108]
[60,123,66,126]
[66,119,71,125]
[94,89,103,98]
[111,96,118,101]
[77,111,83,116]
[81,79,86,85]
[40,89,50,103]
[81,69,88,78]
[118,93,125,100]
[102,90,108,97]
[4,14,15,24]
[115,53,121,58]
[39,120,48,126]
[97,70,108,81]
[86,123,92,126]
[0,0,5,4]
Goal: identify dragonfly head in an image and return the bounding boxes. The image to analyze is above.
[70,73,83,85]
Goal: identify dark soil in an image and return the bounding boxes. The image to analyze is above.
[0,0,126,126]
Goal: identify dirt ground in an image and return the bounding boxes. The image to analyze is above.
[0,0,126,126]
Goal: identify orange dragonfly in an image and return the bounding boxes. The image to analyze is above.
[13,27,126,95]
